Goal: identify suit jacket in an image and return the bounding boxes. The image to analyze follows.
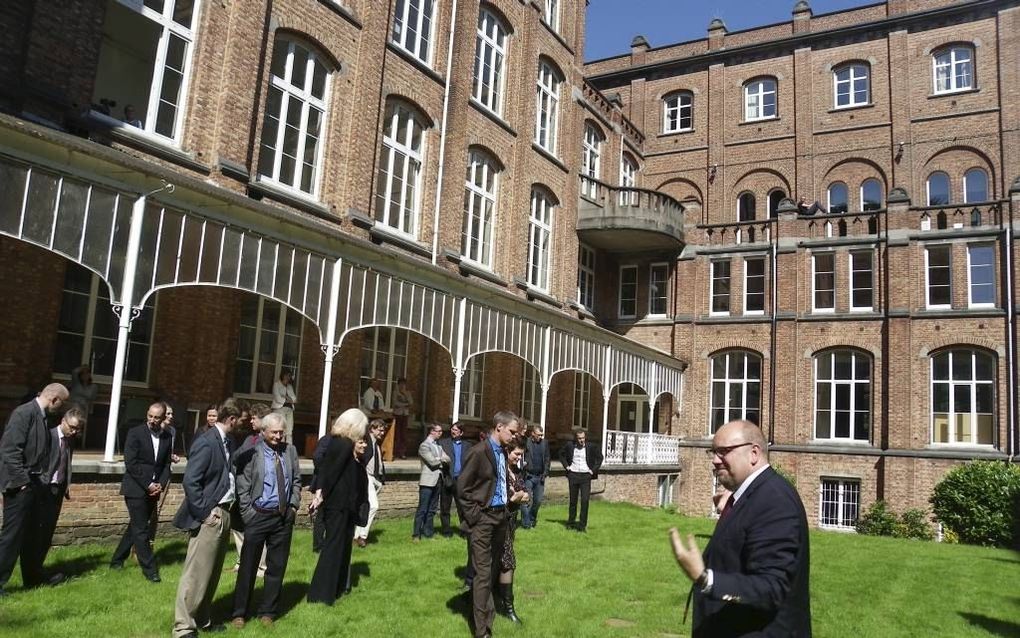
[456,438,505,528]
[173,426,233,531]
[0,399,51,492]
[360,437,386,483]
[418,437,449,487]
[235,439,301,524]
[120,424,173,498]
[43,426,74,499]
[694,467,812,638]
[438,436,468,480]
[317,436,367,513]
[524,438,551,479]
[558,441,604,479]
[310,434,331,492]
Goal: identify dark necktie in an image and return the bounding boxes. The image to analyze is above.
[719,496,735,520]
[373,394,380,411]
[274,452,287,515]
[53,436,68,485]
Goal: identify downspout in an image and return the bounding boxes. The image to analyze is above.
[430,0,459,264]
[767,226,778,445]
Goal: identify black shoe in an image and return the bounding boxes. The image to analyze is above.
[499,583,522,624]
[145,572,161,583]
[576,526,587,533]
[46,573,67,586]
[109,561,124,570]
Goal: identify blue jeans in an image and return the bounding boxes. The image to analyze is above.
[413,485,441,538]
[520,475,545,528]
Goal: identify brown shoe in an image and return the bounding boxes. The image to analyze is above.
[259,616,274,627]
[356,537,367,548]
[231,617,246,629]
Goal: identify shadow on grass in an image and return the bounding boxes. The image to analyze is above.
[47,549,107,580]
[959,612,1020,637]
[153,539,189,566]
[445,588,474,633]
[210,580,310,621]
[366,528,386,544]
[349,561,370,588]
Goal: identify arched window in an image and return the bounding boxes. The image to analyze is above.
[931,349,995,445]
[861,179,883,211]
[814,350,871,441]
[392,0,437,65]
[581,122,604,198]
[527,187,555,291]
[535,61,561,154]
[927,172,950,205]
[827,182,848,214]
[462,149,501,267]
[663,91,693,133]
[768,189,786,218]
[709,351,762,433]
[375,100,428,236]
[472,9,509,115]
[933,44,974,94]
[619,152,638,205]
[737,192,756,222]
[833,63,870,108]
[257,39,331,197]
[964,168,988,203]
[744,78,777,121]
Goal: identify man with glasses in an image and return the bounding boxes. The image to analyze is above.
[668,419,811,637]
[412,422,450,542]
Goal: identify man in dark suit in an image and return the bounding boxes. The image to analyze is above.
[458,411,518,638]
[354,419,387,547]
[438,422,467,538]
[557,429,604,532]
[172,398,240,638]
[0,383,68,596]
[111,401,173,582]
[520,424,550,529]
[669,419,812,637]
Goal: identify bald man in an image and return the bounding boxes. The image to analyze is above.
[0,383,69,595]
[669,420,811,637]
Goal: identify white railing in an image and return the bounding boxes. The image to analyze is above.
[603,430,680,465]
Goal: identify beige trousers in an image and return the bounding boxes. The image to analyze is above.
[173,507,231,637]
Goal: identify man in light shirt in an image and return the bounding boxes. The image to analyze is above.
[557,429,603,533]
[360,378,389,417]
[270,372,297,444]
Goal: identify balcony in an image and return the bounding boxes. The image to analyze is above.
[604,430,680,466]
[577,176,685,253]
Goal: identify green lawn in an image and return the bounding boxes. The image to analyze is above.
[1,503,1018,637]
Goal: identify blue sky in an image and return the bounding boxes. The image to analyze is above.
[585,0,881,61]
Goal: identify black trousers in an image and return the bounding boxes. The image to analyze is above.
[467,507,508,638]
[0,481,48,589]
[567,471,593,529]
[439,481,465,535]
[307,506,355,605]
[112,495,159,575]
[231,510,294,619]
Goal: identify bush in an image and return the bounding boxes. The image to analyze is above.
[771,463,797,487]
[930,460,1020,547]
[894,508,934,541]
[855,500,897,536]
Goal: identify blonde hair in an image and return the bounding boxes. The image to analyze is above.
[330,408,368,441]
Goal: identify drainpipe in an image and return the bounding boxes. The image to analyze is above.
[1006,184,1019,459]
[767,225,778,445]
[430,0,460,264]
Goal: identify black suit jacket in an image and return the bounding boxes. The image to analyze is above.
[0,399,51,492]
[694,467,812,637]
[558,441,604,479]
[317,437,367,513]
[457,438,505,528]
[173,426,232,531]
[121,424,173,497]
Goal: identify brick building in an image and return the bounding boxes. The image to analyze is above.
[0,0,1017,538]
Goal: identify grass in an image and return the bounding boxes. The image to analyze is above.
[1,503,1018,637]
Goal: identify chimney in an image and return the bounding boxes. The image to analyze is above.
[708,18,727,51]
[792,1,812,34]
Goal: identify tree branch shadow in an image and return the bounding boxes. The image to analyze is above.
[959,612,1020,637]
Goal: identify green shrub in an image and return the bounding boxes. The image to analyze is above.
[855,499,897,536]
[771,463,796,487]
[929,460,1020,547]
[893,508,934,540]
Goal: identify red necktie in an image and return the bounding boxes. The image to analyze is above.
[719,496,734,520]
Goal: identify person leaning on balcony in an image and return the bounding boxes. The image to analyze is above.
[668,419,812,638]
[558,429,603,533]
[271,371,297,445]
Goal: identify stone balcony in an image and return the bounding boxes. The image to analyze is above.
[577,175,685,253]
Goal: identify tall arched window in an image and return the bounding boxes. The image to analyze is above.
[927,172,950,205]
[663,91,693,133]
[462,149,501,267]
[964,168,988,203]
[827,182,848,214]
[709,351,762,432]
[932,44,974,94]
[744,78,777,121]
[257,39,331,197]
[375,100,428,236]
[861,179,883,211]
[581,122,604,198]
[534,61,561,154]
[527,187,555,291]
[472,9,509,116]
[814,350,871,441]
[931,349,995,445]
[737,192,756,222]
[392,0,437,65]
[833,62,870,108]
[768,189,786,218]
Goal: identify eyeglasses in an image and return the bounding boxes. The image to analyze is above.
[705,442,755,458]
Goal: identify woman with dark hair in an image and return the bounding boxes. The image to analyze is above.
[498,438,530,624]
[307,408,369,605]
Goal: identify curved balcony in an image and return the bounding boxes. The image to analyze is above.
[577,176,685,253]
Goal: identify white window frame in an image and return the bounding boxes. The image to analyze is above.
[572,372,591,430]
[392,0,437,66]
[812,252,836,313]
[360,327,409,405]
[827,182,849,214]
[932,45,974,94]
[257,40,330,198]
[615,383,649,431]
[462,150,500,268]
[527,188,554,291]
[709,351,762,433]
[963,168,988,204]
[833,63,870,108]
[861,178,883,211]
[234,295,304,398]
[648,263,669,317]
[542,0,560,32]
[619,153,638,205]
[375,101,426,237]
[743,257,765,316]
[744,78,777,121]
[710,259,731,316]
[819,478,860,530]
[848,251,874,312]
[577,243,596,310]
[967,243,995,308]
[521,363,541,423]
[663,92,693,133]
[535,61,560,154]
[472,9,509,116]
[581,122,603,199]
[737,192,756,222]
[925,244,953,309]
[460,354,485,420]
[930,349,995,446]
[813,351,871,442]
[618,265,638,319]
[926,172,951,206]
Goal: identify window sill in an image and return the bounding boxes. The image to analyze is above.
[218,158,250,182]
[531,142,568,173]
[349,212,432,259]
[566,300,596,320]
[444,250,508,287]
[658,128,695,138]
[248,178,333,219]
[513,277,562,308]
[316,0,362,27]
[86,111,211,174]
[739,116,779,126]
[386,41,445,85]
[928,87,979,99]
[827,102,875,113]
[469,99,517,137]
[538,16,573,54]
